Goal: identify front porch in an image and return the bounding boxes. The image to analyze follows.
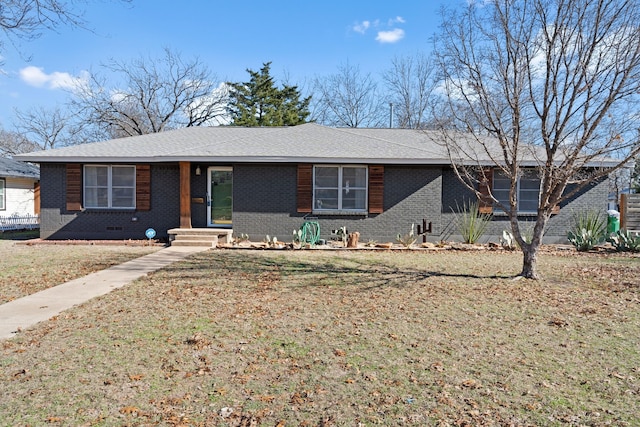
[170,161,234,247]
[168,228,233,247]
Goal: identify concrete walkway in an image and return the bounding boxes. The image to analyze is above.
[0,246,209,340]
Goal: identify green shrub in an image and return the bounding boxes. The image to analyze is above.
[607,229,640,252]
[453,201,492,244]
[567,210,606,251]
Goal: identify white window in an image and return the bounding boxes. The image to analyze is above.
[493,170,540,213]
[84,165,136,209]
[0,178,5,210]
[313,165,367,212]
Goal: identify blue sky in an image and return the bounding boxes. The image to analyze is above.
[0,0,450,127]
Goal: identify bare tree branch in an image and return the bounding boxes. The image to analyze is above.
[13,106,80,150]
[71,48,229,138]
[0,128,39,156]
[312,62,386,128]
[434,0,640,279]
[0,0,130,60]
[382,52,438,129]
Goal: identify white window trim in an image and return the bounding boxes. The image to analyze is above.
[313,164,368,214]
[0,178,5,211]
[493,171,540,215]
[83,165,136,209]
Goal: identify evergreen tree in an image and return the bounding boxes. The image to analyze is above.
[227,62,311,126]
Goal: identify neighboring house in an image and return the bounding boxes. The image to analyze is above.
[15,123,612,243]
[0,157,40,219]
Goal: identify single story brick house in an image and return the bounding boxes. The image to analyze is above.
[15,123,612,244]
[0,157,40,221]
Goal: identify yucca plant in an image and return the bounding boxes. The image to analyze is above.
[567,210,606,251]
[453,201,492,244]
[396,224,417,248]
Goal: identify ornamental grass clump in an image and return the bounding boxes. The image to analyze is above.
[453,201,492,244]
[567,210,606,251]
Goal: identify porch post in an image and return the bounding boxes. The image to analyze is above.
[179,161,191,228]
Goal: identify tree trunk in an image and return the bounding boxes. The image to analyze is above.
[512,210,548,280]
[520,244,540,279]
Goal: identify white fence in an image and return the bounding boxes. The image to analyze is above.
[0,214,40,232]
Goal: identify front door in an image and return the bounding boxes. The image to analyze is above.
[207,167,232,227]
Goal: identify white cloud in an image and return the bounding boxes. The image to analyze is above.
[353,20,370,34]
[19,66,89,91]
[353,16,406,43]
[19,66,49,87]
[376,28,405,43]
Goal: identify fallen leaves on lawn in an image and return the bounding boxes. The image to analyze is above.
[462,379,482,389]
[2,250,640,426]
[119,406,139,414]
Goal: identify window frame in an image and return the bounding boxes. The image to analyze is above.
[492,169,541,214]
[312,165,368,213]
[0,178,5,211]
[83,165,136,209]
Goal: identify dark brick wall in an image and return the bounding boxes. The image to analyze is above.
[233,164,442,243]
[39,162,609,244]
[440,168,610,244]
[40,163,179,240]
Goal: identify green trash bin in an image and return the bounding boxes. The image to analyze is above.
[607,210,620,234]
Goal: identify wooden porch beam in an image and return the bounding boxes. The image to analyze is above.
[179,161,191,228]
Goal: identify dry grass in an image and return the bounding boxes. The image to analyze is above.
[0,240,160,304]
[1,248,639,426]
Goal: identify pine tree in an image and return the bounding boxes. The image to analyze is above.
[227,62,311,126]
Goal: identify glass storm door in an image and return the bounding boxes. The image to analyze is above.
[207,167,232,227]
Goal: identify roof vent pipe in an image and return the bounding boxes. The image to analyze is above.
[389,103,394,128]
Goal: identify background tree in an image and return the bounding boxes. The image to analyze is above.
[0,128,39,156]
[71,48,228,138]
[13,106,81,150]
[312,62,386,128]
[434,0,640,279]
[227,62,310,126]
[382,53,438,129]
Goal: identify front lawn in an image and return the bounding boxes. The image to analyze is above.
[1,249,638,426]
[0,240,160,304]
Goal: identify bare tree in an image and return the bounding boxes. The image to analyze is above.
[0,128,40,156]
[434,0,640,279]
[13,106,81,150]
[312,62,386,128]
[71,48,229,138]
[382,53,438,129]
[0,0,129,58]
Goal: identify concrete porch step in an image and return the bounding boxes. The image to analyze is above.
[171,240,218,247]
[167,228,233,247]
[173,234,220,241]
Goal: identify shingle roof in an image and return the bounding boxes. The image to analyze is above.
[13,123,617,167]
[0,157,40,179]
